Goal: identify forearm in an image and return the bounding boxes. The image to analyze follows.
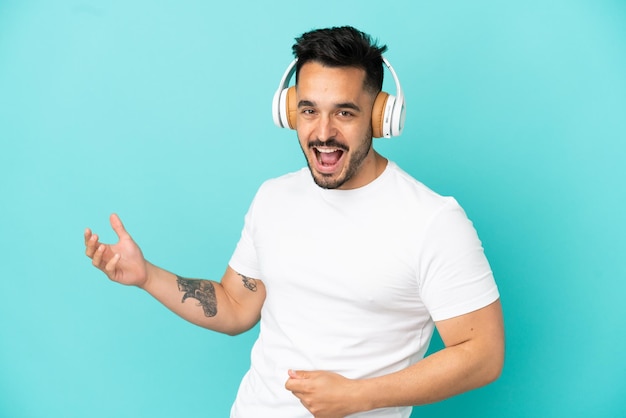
[285,339,503,418]
[139,262,256,335]
[357,341,502,411]
[358,300,504,410]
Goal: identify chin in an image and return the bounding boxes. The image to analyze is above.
[310,171,348,189]
[306,166,335,188]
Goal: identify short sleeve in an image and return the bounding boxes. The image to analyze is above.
[418,200,499,321]
[228,195,263,280]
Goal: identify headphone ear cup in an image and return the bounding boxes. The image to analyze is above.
[286,86,297,129]
[390,95,406,137]
[277,86,297,129]
[372,92,389,138]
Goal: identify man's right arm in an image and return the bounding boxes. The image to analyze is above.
[85,213,265,336]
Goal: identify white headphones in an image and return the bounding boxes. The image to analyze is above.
[272,57,406,138]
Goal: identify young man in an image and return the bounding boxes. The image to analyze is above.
[85,26,504,418]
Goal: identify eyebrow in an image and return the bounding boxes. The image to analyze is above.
[297,100,362,112]
[298,100,316,108]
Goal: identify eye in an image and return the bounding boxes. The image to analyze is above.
[301,108,316,115]
[337,110,354,118]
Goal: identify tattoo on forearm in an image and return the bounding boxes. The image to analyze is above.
[239,274,258,292]
[176,276,218,317]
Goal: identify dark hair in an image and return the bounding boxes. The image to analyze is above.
[292,26,388,94]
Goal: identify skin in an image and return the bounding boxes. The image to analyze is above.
[84,214,266,336]
[85,62,504,418]
[295,61,387,190]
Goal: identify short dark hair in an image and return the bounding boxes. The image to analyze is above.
[292,26,388,94]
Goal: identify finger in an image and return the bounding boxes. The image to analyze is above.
[110,213,130,240]
[285,371,311,393]
[84,228,92,245]
[92,244,105,267]
[104,253,121,274]
[289,369,309,379]
[285,379,301,394]
[85,233,100,258]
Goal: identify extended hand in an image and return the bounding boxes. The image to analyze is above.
[84,213,148,287]
[285,369,364,418]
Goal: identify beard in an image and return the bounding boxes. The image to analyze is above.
[300,129,373,190]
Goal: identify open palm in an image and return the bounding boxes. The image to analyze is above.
[84,213,148,287]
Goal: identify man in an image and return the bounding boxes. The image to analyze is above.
[85,26,504,418]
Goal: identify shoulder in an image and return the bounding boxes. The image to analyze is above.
[384,161,461,217]
[247,168,313,213]
[257,168,311,195]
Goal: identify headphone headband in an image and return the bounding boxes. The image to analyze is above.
[272,59,298,128]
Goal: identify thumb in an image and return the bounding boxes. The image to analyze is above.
[109,213,130,240]
[288,369,310,379]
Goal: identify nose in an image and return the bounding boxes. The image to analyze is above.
[314,113,336,142]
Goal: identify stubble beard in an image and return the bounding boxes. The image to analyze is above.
[301,130,373,190]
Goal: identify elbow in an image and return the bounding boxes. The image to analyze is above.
[482,344,505,385]
[214,316,260,336]
[224,327,247,337]
[484,359,503,385]
[207,323,252,337]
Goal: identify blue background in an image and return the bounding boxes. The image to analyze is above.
[1,1,625,417]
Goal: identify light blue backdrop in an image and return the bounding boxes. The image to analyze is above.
[1,1,624,417]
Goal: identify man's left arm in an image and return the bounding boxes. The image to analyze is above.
[285,298,504,417]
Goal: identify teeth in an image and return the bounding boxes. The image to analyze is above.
[316,147,339,153]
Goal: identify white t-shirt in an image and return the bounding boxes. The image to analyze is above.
[228,161,499,417]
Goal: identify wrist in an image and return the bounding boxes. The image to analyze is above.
[355,377,386,412]
[346,378,376,415]
[139,261,158,291]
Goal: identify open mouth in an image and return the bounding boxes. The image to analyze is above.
[314,146,345,168]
